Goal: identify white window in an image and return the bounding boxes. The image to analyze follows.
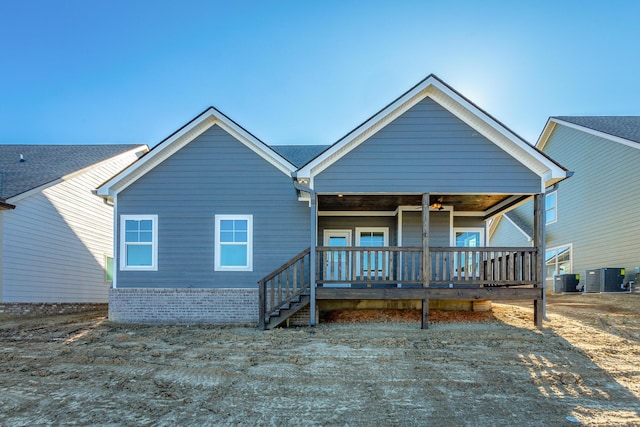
[546,191,557,224]
[215,215,253,271]
[545,244,572,287]
[120,215,158,271]
[355,227,389,277]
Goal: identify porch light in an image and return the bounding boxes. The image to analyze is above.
[430,202,443,210]
[337,194,343,198]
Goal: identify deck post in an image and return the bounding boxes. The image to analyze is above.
[309,193,317,326]
[533,192,546,327]
[421,193,430,329]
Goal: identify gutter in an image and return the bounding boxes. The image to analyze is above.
[0,199,16,210]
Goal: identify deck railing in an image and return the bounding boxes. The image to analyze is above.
[258,247,311,329]
[316,246,538,287]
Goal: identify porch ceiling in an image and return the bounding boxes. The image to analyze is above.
[317,194,513,212]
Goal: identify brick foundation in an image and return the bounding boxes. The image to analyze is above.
[0,303,107,317]
[109,288,259,325]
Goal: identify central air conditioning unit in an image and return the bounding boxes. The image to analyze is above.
[553,274,581,293]
[584,268,627,293]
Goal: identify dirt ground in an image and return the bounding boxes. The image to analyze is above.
[1,294,639,426]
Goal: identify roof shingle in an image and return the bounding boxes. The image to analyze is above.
[0,145,144,199]
[554,116,640,144]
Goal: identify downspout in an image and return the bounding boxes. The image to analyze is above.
[293,176,317,327]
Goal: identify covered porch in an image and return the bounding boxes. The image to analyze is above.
[259,192,547,330]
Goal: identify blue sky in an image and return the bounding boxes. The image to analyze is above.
[1,1,639,147]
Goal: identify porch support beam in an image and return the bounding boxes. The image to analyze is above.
[533,192,546,328]
[316,287,543,300]
[421,193,430,329]
[309,193,317,326]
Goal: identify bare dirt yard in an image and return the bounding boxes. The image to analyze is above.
[1,293,639,426]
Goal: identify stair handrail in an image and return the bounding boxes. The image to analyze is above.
[258,247,311,330]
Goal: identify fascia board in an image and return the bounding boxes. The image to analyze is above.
[97,108,296,197]
[542,118,640,151]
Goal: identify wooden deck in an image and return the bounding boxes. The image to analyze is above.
[259,246,542,329]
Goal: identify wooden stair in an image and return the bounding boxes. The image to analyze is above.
[263,292,310,330]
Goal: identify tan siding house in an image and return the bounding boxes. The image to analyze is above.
[0,145,147,303]
[491,116,640,289]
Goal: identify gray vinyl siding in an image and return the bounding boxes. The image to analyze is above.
[402,211,450,246]
[314,98,541,194]
[116,125,309,289]
[453,216,485,228]
[490,216,531,247]
[541,125,640,279]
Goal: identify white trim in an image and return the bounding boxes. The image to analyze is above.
[545,243,574,277]
[453,227,486,247]
[452,211,486,217]
[112,195,118,288]
[538,118,640,152]
[323,229,353,246]
[120,214,158,271]
[97,108,296,198]
[214,214,253,272]
[355,227,389,277]
[318,210,397,217]
[355,227,389,246]
[322,229,353,287]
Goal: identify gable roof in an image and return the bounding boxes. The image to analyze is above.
[296,74,568,188]
[0,144,146,200]
[97,107,298,198]
[538,116,640,150]
[271,145,329,167]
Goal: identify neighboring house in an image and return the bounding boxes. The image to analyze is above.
[0,144,148,303]
[490,116,640,290]
[97,74,569,328]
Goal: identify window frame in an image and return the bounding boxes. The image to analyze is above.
[120,214,158,271]
[215,214,253,272]
[545,243,573,286]
[545,191,558,225]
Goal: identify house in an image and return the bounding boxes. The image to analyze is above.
[490,116,640,291]
[96,74,570,328]
[0,144,148,304]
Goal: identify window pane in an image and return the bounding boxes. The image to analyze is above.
[221,245,247,266]
[125,220,139,232]
[105,257,114,282]
[456,232,480,247]
[125,231,138,242]
[220,231,234,243]
[220,220,234,232]
[139,220,153,231]
[546,209,556,223]
[234,220,248,231]
[127,245,152,266]
[546,192,556,206]
[138,232,152,243]
[235,231,248,243]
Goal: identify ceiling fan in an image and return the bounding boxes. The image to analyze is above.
[429,196,462,210]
